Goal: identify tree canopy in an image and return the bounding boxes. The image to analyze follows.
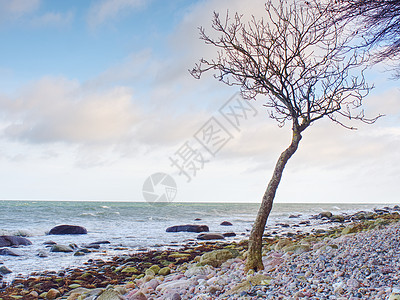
[332,0,400,76]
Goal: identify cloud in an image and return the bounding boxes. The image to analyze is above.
[31,11,74,27]
[0,77,140,145]
[87,0,148,29]
[0,0,40,19]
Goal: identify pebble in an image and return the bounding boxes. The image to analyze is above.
[122,222,400,299]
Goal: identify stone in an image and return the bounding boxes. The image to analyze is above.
[148,264,160,275]
[198,249,235,267]
[351,211,367,220]
[0,248,24,256]
[158,267,171,276]
[50,244,74,253]
[43,241,57,245]
[68,284,82,289]
[282,244,311,254]
[289,214,301,218]
[184,265,213,277]
[97,288,124,300]
[29,291,39,297]
[346,278,360,289]
[89,240,111,245]
[83,244,100,249]
[197,233,225,240]
[299,220,311,225]
[48,225,87,235]
[37,250,48,257]
[79,248,91,253]
[121,267,140,274]
[46,288,60,300]
[318,211,333,218]
[74,251,86,256]
[127,291,147,300]
[0,266,12,275]
[145,278,160,290]
[223,232,236,237]
[331,215,345,222]
[145,269,155,276]
[166,224,209,233]
[170,293,181,300]
[66,287,104,299]
[114,286,127,295]
[168,253,190,259]
[220,221,233,226]
[342,226,358,235]
[225,274,273,296]
[389,293,400,300]
[156,279,191,293]
[0,236,32,247]
[208,285,222,294]
[274,239,293,251]
[69,243,78,249]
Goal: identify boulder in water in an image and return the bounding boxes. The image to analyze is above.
[0,266,12,275]
[197,233,225,240]
[49,225,87,235]
[220,221,233,226]
[50,244,74,253]
[0,248,24,256]
[0,236,32,247]
[89,240,111,245]
[222,232,236,237]
[166,224,209,233]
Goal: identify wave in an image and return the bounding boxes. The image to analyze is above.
[79,213,97,217]
[0,229,41,237]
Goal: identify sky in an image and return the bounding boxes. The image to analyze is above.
[0,0,399,204]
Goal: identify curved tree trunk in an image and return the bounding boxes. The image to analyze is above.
[245,130,303,271]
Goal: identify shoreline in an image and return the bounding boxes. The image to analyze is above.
[0,206,399,299]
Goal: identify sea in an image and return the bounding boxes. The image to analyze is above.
[0,200,388,282]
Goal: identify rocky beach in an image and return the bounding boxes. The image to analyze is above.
[1,205,400,299]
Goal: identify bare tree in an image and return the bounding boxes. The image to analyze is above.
[331,0,400,77]
[190,0,380,271]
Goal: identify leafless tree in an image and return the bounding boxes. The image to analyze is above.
[190,0,380,271]
[330,0,400,77]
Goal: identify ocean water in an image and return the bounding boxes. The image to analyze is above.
[0,201,385,281]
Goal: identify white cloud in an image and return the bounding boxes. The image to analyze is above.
[87,0,148,28]
[0,0,40,18]
[0,77,140,145]
[31,11,74,27]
